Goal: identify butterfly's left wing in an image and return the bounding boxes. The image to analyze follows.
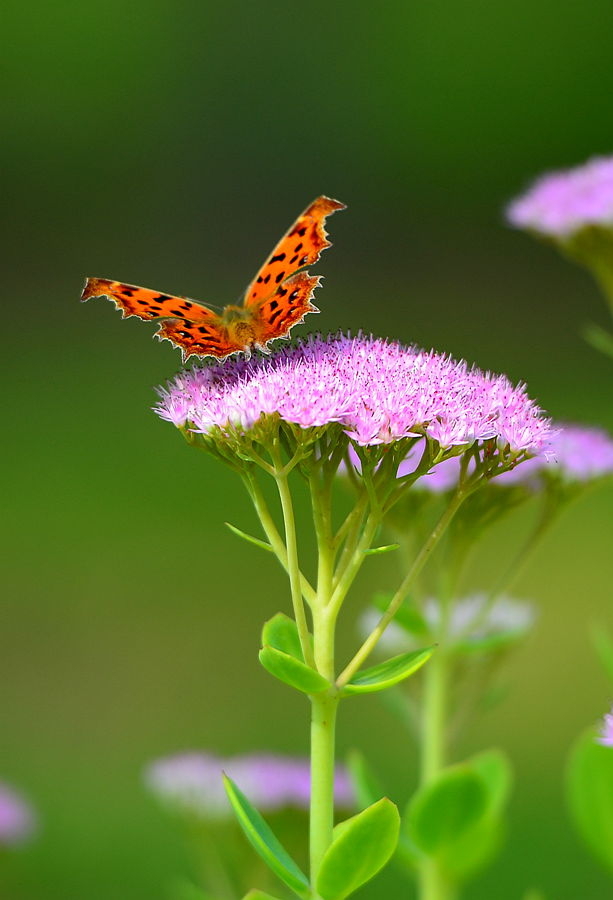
[81,277,239,361]
[243,196,345,309]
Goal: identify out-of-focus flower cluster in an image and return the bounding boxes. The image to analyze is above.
[0,781,37,846]
[362,594,534,655]
[155,334,551,453]
[144,752,354,819]
[598,708,613,747]
[395,423,613,492]
[507,156,613,238]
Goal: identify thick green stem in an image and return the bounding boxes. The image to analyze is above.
[310,686,339,891]
[418,624,454,899]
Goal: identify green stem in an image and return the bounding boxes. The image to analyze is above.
[309,608,339,890]
[337,487,467,689]
[418,621,453,899]
[243,471,317,607]
[272,462,317,670]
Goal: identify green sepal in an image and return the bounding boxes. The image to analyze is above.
[316,798,400,900]
[259,646,329,694]
[262,613,305,661]
[242,892,286,900]
[346,750,385,810]
[406,764,488,854]
[372,594,429,637]
[566,727,613,874]
[225,522,273,553]
[342,647,435,695]
[363,543,400,556]
[223,775,310,897]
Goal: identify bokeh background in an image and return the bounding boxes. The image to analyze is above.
[3,1,613,897]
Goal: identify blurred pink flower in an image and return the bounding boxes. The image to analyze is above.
[0,782,36,846]
[597,708,613,747]
[507,155,613,237]
[144,751,354,819]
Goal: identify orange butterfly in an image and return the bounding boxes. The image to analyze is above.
[81,196,345,361]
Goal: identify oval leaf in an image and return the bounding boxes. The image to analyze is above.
[342,647,435,695]
[223,775,309,897]
[259,646,329,694]
[317,798,400,900]
[566,727,613,873]
[262,613,304,660]
[407,765,488,854]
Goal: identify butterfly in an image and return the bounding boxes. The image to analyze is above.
[81,196,345,361]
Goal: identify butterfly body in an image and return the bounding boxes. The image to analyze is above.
[81,196,344,360]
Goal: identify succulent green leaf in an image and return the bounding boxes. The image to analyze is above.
[225,522,273,553]
[342,647,435,695]
[346,750,385,810]
[363,543,400,556]
[261,613,304,660]
[438,814,504,881]
[223,775,310,897]
[469,748,513,817]
[407,765,488,854]
[259,646,329,694]
[566,728,613,873]
[316,798,400,900]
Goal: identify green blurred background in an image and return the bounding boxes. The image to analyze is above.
[3,1,613,897]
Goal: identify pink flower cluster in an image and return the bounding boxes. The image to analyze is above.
[507,155,613,238]
[144,751,354,818]
[155,334,551,453]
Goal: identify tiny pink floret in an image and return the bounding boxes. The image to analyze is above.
[598,708,613,747]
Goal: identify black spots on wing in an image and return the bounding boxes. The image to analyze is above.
[268,307,283,325]
[171,308,186,316]
[300,255,308,265]
[290,225,308,237]
[275,271,285,284]
[269,252,286,264]
[269,299,279,311]
[155,294,172,302]
[263,273,271,284]
[294,242,303,252]
[149,306,162,314]
[121,287,135,296]
[289,290,299,302]
[277,285,288,297]
[197,326,211,334]
[290,254,299,264]
[181,302,193,311]
[137,299,148,306]
[257,275,264,284]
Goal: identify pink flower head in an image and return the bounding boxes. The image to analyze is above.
[507,155,613,237]
[144,751,354,819]
[598,708,613,747]
[0,782,36,846]
[155,334,551,454]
